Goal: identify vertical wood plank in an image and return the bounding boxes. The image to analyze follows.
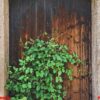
[9,0,91,100]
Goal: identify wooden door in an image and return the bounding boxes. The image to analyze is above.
[9,0,92,100]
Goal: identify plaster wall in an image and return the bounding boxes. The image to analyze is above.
[0,0,9,96]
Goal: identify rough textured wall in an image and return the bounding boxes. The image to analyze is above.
[92,0,100,100]
[0,0,9,96]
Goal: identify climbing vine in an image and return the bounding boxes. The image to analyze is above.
[6,38,81,100]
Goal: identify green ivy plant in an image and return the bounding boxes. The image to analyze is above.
[6,38,81,100]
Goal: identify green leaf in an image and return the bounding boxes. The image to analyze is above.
[28,83,32,88]
[22,84,27,89]
[57,84,62,89]
[72,52,78,58]
[36,71,40,77]
[56,77,63,83]
[36,86,40,91]
[58,71,62,76]
[58,96,62,100]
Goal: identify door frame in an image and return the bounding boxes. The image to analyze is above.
[0,0,99,100]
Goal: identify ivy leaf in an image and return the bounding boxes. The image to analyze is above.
[56,77,63,83]
[58,71,62,76]
[22,84,27,89]
[28,83,32,88]
[36,71,40,77]
[72,52,78,58]
[57,84,62,89]
[36,86,40,91]
[58,96,62,100]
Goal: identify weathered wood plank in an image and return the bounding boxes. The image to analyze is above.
[9,0,91,99]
